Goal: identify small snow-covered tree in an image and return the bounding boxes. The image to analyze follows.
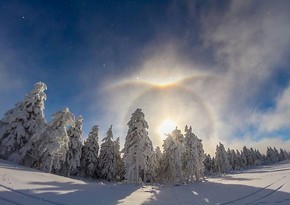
[114,137,124,181]
[146,146,163,182]
[240,150,247,168]
[64,115,83,176]
[204,154,214,175]
[0,82,47,161]
[19,108,75,173]
[253,149,263,166]
[215,142,230,173]
[279,148,288,161]
[161,127,185,183]
[227,148,234,170]
[99,125,116,181]
[266,147,279,163]
[123,109,153,184]
[80,125,99,178]
[183,125,205,182]
[243,146,255,167]
[154,146,163,181]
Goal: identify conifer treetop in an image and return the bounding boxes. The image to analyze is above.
[127,108,149,132]
[49,108,75,128]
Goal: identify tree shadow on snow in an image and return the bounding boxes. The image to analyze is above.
[0,159,40,173]
[0,179,139,205]
[219,175,256,181]
[141,181,290,205]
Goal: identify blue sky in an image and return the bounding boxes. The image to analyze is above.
[0,0,290,154]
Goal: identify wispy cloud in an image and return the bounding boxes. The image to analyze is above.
[86,1,290,154]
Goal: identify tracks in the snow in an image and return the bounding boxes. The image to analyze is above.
[0,183,66,205]
[220,176,287,205]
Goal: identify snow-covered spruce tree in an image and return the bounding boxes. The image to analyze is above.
[98,125,116,181]
[0,82,47,161]
[204,154,214,175]
[195,132,206,180]
[227,148,234,170]
[266,147,279,164]
[80,125,99,178]
[161,127,185,183]
[279,148,288,161]
[155,146,162,162]
[114,137,124,181]
[235,150,242,169]
[273,147,280,162]
[215,142,230,173]
[146,147,162,182]
[243,146,255,167]
[183,125,205,182]
[231,149,240,170]
[253,149,263,166]
[153,146,163,181]
[123,109,153,184]
[64,115,83,176]
[19,108,75,173]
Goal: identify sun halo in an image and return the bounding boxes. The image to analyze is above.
[157,119,177,140]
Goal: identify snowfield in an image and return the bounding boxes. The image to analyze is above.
[0,159,290,205]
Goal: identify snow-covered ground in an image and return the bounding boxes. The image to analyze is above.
[0,159,289,205]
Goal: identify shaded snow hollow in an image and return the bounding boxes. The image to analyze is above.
[0,159,290,205]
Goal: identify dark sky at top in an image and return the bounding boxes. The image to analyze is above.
[0,0,290,152]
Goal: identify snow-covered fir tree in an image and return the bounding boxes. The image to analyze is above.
[80,125,99,178]
[98,125,116,181]
[64,115,83,176]
[122,109,153,184]
[227,148,236,170]
[204,154,214,175]
[240,150,247,168]
[0,82,47,161]
[153,146,163,181]
[114,137,124,181]
[279,148,289,161]
[253,149,264,166]
[183,125,205,181]
[195,132,206,180]
[215,142,230,173]
[146,147,161,182]
[243,146,255,167]
[266,147,279,163]
[161,127,185,183]
[19,108,75,173]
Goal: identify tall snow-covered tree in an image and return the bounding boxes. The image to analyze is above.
[64,115,83,176]
[215,142,230,173]
[19,108,75,173]
[0,82,47,161]
[99,125,116,181]
[161,127,185,183]
[183,125,205,181]
[122,108,153,184]
[80,125,99,178]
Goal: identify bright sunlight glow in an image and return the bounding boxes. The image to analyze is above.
[158,119,177,140]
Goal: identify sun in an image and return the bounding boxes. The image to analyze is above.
[158,119,177,140]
